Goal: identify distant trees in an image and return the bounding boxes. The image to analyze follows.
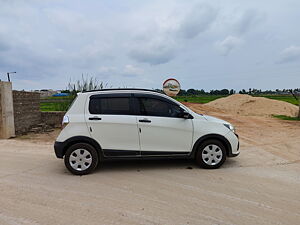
[177,87,299,99]
[178,88,235,96]
[210,89,231,95]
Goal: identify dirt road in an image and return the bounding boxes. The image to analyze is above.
[0,107,300,225]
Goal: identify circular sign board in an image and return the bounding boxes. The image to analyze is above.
[163,78,181,96]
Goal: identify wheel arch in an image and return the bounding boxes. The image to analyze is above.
[59,136,103,158]
[191,134,232,158]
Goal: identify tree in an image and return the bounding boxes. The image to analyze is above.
[187,89,197,95]
[239,89,246,94]
[289,89,300,118]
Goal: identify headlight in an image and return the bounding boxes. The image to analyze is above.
[224,123,235,133]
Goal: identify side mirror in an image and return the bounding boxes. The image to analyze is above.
[182,111,193,119]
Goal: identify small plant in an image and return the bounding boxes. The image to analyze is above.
[272,115,300,121]
[67,74,110,95]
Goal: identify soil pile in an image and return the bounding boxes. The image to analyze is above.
[205,94,298,117]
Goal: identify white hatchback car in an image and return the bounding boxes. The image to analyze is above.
[54,89,239,175]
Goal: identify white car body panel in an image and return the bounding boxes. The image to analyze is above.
[137,115,193,152]
[225,131,240,155]
[56,94,91,142]
[86,114,140,151]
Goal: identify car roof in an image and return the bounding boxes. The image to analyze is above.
[81,88,163,94]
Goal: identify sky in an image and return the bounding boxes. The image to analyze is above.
[0,0,300,91]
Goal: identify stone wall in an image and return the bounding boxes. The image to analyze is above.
[13,91,41,135]
[41,111,65,128]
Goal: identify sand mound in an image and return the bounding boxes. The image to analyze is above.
[205,94,298,117]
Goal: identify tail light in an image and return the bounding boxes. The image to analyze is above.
[61,115,69,130]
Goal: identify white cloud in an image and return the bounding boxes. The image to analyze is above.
[98,66,116,74]
[215,36,243,56]
[235,9,265,34]
[128,3,218,65]
[178,4,218,39]
[277,46,300,63]
[129,41,176,65]
[123,65,144,77]
[0,37,10,51]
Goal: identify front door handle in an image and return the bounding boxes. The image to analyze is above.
[139,119,151,123]
[89,117,102,121]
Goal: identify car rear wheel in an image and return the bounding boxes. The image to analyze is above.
[195,139,226,169]
[64,143,99,175]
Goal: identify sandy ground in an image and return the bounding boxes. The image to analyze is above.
[0,105,300,225]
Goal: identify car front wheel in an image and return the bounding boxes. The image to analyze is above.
[195,139,226,169]
[64,143,99,175]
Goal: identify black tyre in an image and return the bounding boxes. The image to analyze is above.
[64,143,99,175]
[195,139,226,169]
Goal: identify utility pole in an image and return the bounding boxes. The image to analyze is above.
[7,72,16,82]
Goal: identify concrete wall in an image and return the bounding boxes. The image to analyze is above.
[0,82,15,138]
[41,111,65,128]
[13,91,41,135]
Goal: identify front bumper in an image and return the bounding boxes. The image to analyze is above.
[227,133,240,157]
[54,141,65,158]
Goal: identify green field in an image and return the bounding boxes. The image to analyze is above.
[40,101,72,111]
[175,95,299,105]
[173,95,226,104]
[257,95,299,105]
[40,96,74,112]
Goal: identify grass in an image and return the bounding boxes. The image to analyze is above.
[40,95,75,111]
[40,102,72,111]
[173,95,226,104]
[40,100,73,112]
[256,95,299,106]
[272,115,300,121]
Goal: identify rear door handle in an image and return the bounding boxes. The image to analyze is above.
[89,117,102,121]
[139,119,151,123]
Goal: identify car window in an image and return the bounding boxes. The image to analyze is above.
[138,97,183,118]
[89,97,131,115]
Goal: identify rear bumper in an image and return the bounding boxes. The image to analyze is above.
[54,141,65,158]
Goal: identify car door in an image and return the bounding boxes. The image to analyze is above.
[85,93,140,157]
[134,94,194,156]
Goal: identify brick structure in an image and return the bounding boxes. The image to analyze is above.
[41,111,65,128]
[13,91,41,135]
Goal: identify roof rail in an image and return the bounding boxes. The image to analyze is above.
[82,88,163,94]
